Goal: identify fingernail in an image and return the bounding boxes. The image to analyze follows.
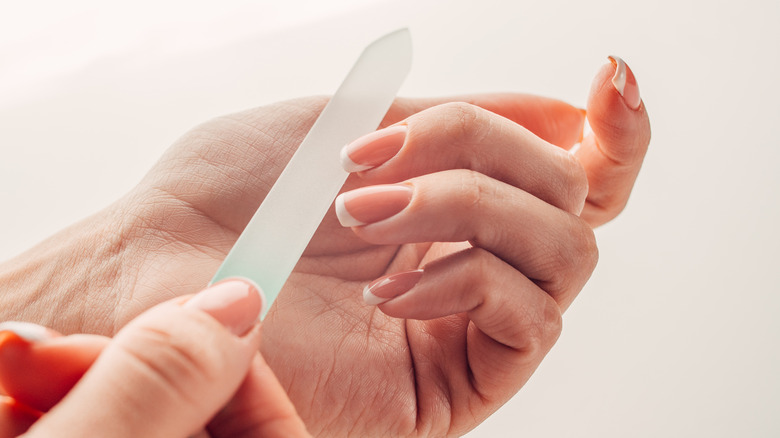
[0,322,56,343]
[184,278,264,336]
[608,56,641,110]
[335,184,413,227]
[364,270,424,305]
[340,125,407,172]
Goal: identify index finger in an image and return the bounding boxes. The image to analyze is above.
[386,93,586,148]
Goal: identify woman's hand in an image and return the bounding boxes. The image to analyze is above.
[0,57,650,436]
[0,279,309,437]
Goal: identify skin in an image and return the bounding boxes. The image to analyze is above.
[0,60,650,436]
[0,285,310,437]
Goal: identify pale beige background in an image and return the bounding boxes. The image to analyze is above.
[1,0,778,436]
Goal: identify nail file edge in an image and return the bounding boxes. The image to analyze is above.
[209,29,413,318]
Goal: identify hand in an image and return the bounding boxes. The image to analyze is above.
[0,57,650,436]
[0,279,309,437]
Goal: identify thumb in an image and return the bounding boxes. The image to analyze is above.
[25,279,264,438]
[576,56,651,227]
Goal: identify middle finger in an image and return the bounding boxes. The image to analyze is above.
[335,170,598,307]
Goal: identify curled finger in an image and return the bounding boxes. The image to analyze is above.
[366,247,562,403]
[0,322,107,412]
[335,170,598,309]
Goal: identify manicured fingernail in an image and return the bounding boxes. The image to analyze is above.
[363,269,424,305]
[335,184,413,227]
[608,56,641,110]
[0,322,56,343]
[184,278,264,336]
[340,125,407,172]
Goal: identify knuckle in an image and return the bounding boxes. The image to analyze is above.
[545,217,599,295]
[518,295,563,357]
[458,169,487,209]
[564,219,599,276]
[558,151,590,214]
[455,170,500,244]
[538,297,564,345]
[436,102,491,144]
[452,168,520,250]
[575,220,600,274]
[464,247,497,278]
[454,248,564,361]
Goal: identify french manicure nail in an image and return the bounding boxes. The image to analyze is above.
[335,184,413,227]
[0,322,55,342]
[608,56,641,110]
[340,125,407,172]
[363,269,424,305]
[184,278,264,336]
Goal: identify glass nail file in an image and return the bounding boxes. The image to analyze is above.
[210,28,412,318]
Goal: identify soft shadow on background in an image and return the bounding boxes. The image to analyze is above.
[1,0,778,436]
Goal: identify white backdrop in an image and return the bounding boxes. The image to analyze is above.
[1,0,778,436]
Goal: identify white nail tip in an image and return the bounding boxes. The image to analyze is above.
[0,321,51,342]
[609,55,627,97]
[363,285,390,306]
[340,146,373,173]
[335,194,366,227]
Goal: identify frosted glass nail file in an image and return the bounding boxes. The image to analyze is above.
[210,29,413,318]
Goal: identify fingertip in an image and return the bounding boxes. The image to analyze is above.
[340,144,373,173]
[0,322,59,343]
[585,56,651,164]
[607,56,641,110]
[589,56,642,112]
[184,278,264,337]
[589,56,646,116]
[362,270,423,307]
[0,332,107,412]
[335,192,365,227]
[362,285,389,306]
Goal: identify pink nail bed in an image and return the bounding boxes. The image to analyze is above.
[340,125,408,172]
[335,184,413,227]
[608,56,641,110]
[184,279,264,336]
[363,270,424,305]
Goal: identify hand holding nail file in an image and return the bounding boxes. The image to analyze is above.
[210,29,412,318]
